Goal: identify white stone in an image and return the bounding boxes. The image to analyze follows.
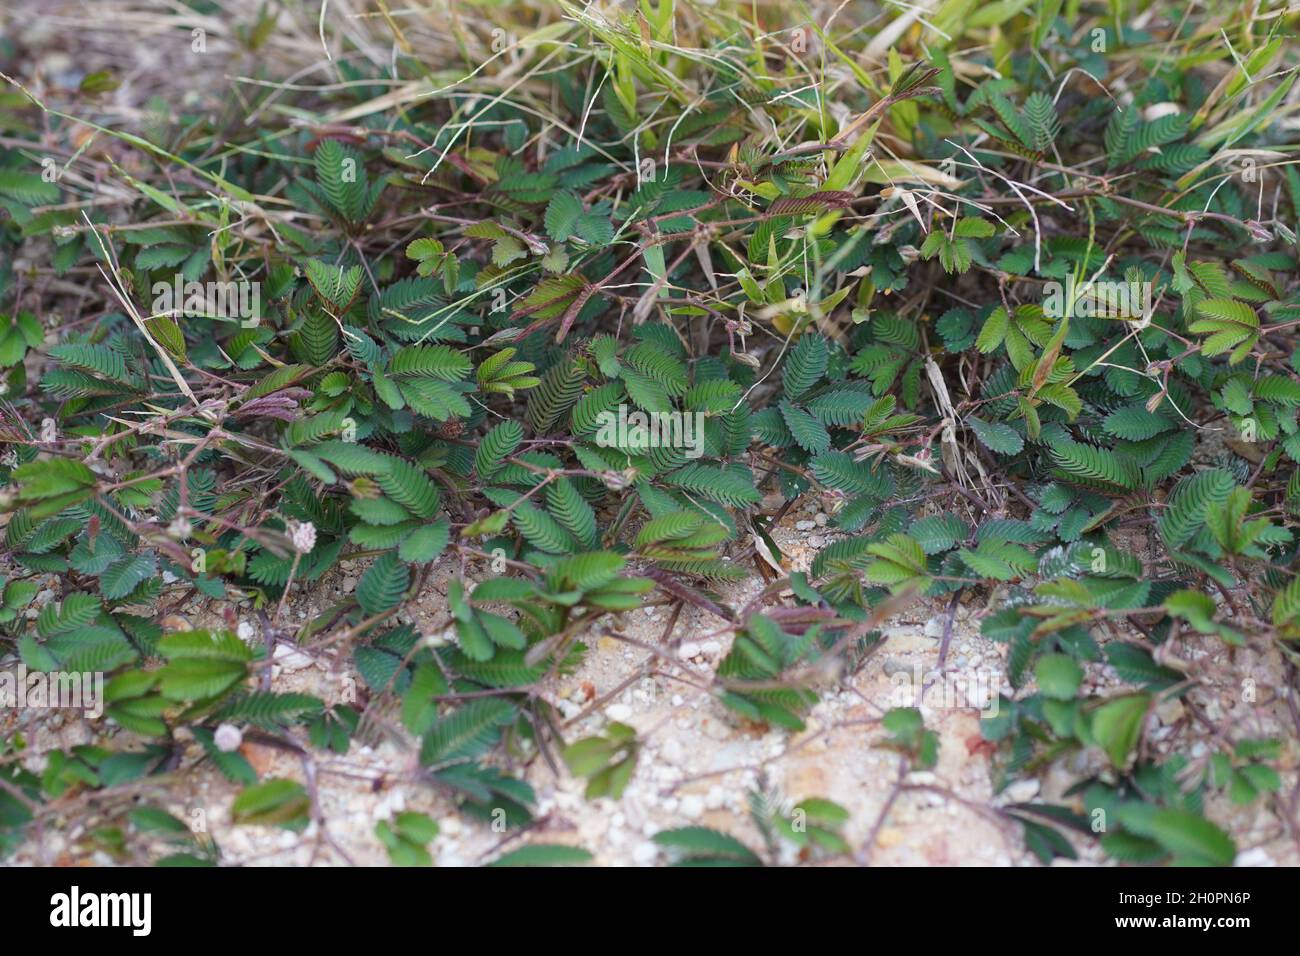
[679,794,705,819]
[677,641,702,660]
[606,704,633,722]
[1235,847,1274,867]
[1003,778,1040,803]
[272,643,314,672]
[660,737,685,763]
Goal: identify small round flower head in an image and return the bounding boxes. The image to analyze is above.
[214,723,243,752]
[168,517,192,540]
[289,520,317,555]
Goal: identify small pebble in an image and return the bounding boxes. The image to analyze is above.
[632,842,658,864]
[273,644,314,672]
[1235,847,1275,867]
[1003,778,1040,803]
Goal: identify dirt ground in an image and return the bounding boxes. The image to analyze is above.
[6,497,1299,867]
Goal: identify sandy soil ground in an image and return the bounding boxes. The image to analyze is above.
[5,497,1298,867]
